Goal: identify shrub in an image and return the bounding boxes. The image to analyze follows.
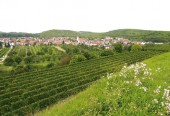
[114,43,123,53]
[70,55,86,64]
[4,57,14,66]
[131,44,142,52]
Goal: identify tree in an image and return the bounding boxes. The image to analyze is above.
[82,51,92,60]
[5,42,10,48]
[14,56,22,64]
[46,62,55,68]
[24,56,33,64]
[70,55,86,64]
[114,43,123,53]
[127,45,132,51]
[0,42,2,48]
[27,51,32,56]
[4,57,14,66]
[59,56,71,65]
[131,44,142,52]
[100,50,114,56]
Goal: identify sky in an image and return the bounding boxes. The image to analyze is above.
[0,0,170,33]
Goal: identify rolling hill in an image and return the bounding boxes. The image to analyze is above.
[38,29,170,42]
[1,29,170,42]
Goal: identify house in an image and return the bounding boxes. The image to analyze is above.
[77,36,87,44]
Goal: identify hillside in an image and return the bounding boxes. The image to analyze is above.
[0,32,37,38]
[1,29,170,42]
[105,29,170,42]
[0,51,162,115]
[36,52,170,116]
[38,29,102,39]
[38,29,170,42]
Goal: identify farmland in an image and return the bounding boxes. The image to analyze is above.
[1,44,123,74]
[0,48,10,58]
[0,44,169,115]
[0,49,163,115]
[36,52,170,116]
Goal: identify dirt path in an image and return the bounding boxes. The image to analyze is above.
[55,46,66,53]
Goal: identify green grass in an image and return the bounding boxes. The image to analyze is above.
[36,52,170,116]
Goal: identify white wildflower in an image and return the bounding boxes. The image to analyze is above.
[125,81,130,84]
[156,67,161,72]
[153,99,159,104]
[135,79,142,86]
[128,64,134,69]
[165,103,170,115]
[154,86,161,94]
[163,89,170,98]
[161,102,164,107]
[144,70,149,75]
[141,86,147,92]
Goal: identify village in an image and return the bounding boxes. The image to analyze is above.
[0,36,152,49]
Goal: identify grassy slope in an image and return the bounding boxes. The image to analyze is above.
[36,52,170,116]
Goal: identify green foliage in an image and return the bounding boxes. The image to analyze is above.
[114,43,123,53]
[14,56,22,64]
[131,44,142,52]
[105,29,170,42]
[24,56,33,64]
[0,42,2,48]
[70,55,87,63]
[4,57,14,66]
[46,62,55,68]
[59,56,71,65]
[36,52,170,116]
[0,32,37,38]
[1,29,170,42]
[38,29,170,42]
[82,51,92,60]
[143,44,170,52]
[0,48,10,57]
[0,51,162,115]
[100,49,114,56]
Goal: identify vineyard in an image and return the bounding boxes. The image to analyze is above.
[8,45,62,58]
[143,44,170,51]
[0,48,10,64]
[4,45,64,70]
[0,48,10,58]
[2,44,120,74]
[0,50,163,115]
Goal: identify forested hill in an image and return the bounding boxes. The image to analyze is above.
[38,29,170,42]
[38,30,102,39]
[104,29,170,42]
[0,32,37,38]
[1,29,170,42]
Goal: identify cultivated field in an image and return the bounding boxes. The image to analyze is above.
[36,52,170,116]
[0,50,162,115]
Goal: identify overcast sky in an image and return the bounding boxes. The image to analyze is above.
[0,0,170,33]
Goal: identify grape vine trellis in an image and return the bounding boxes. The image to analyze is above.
[0,51,163,115]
